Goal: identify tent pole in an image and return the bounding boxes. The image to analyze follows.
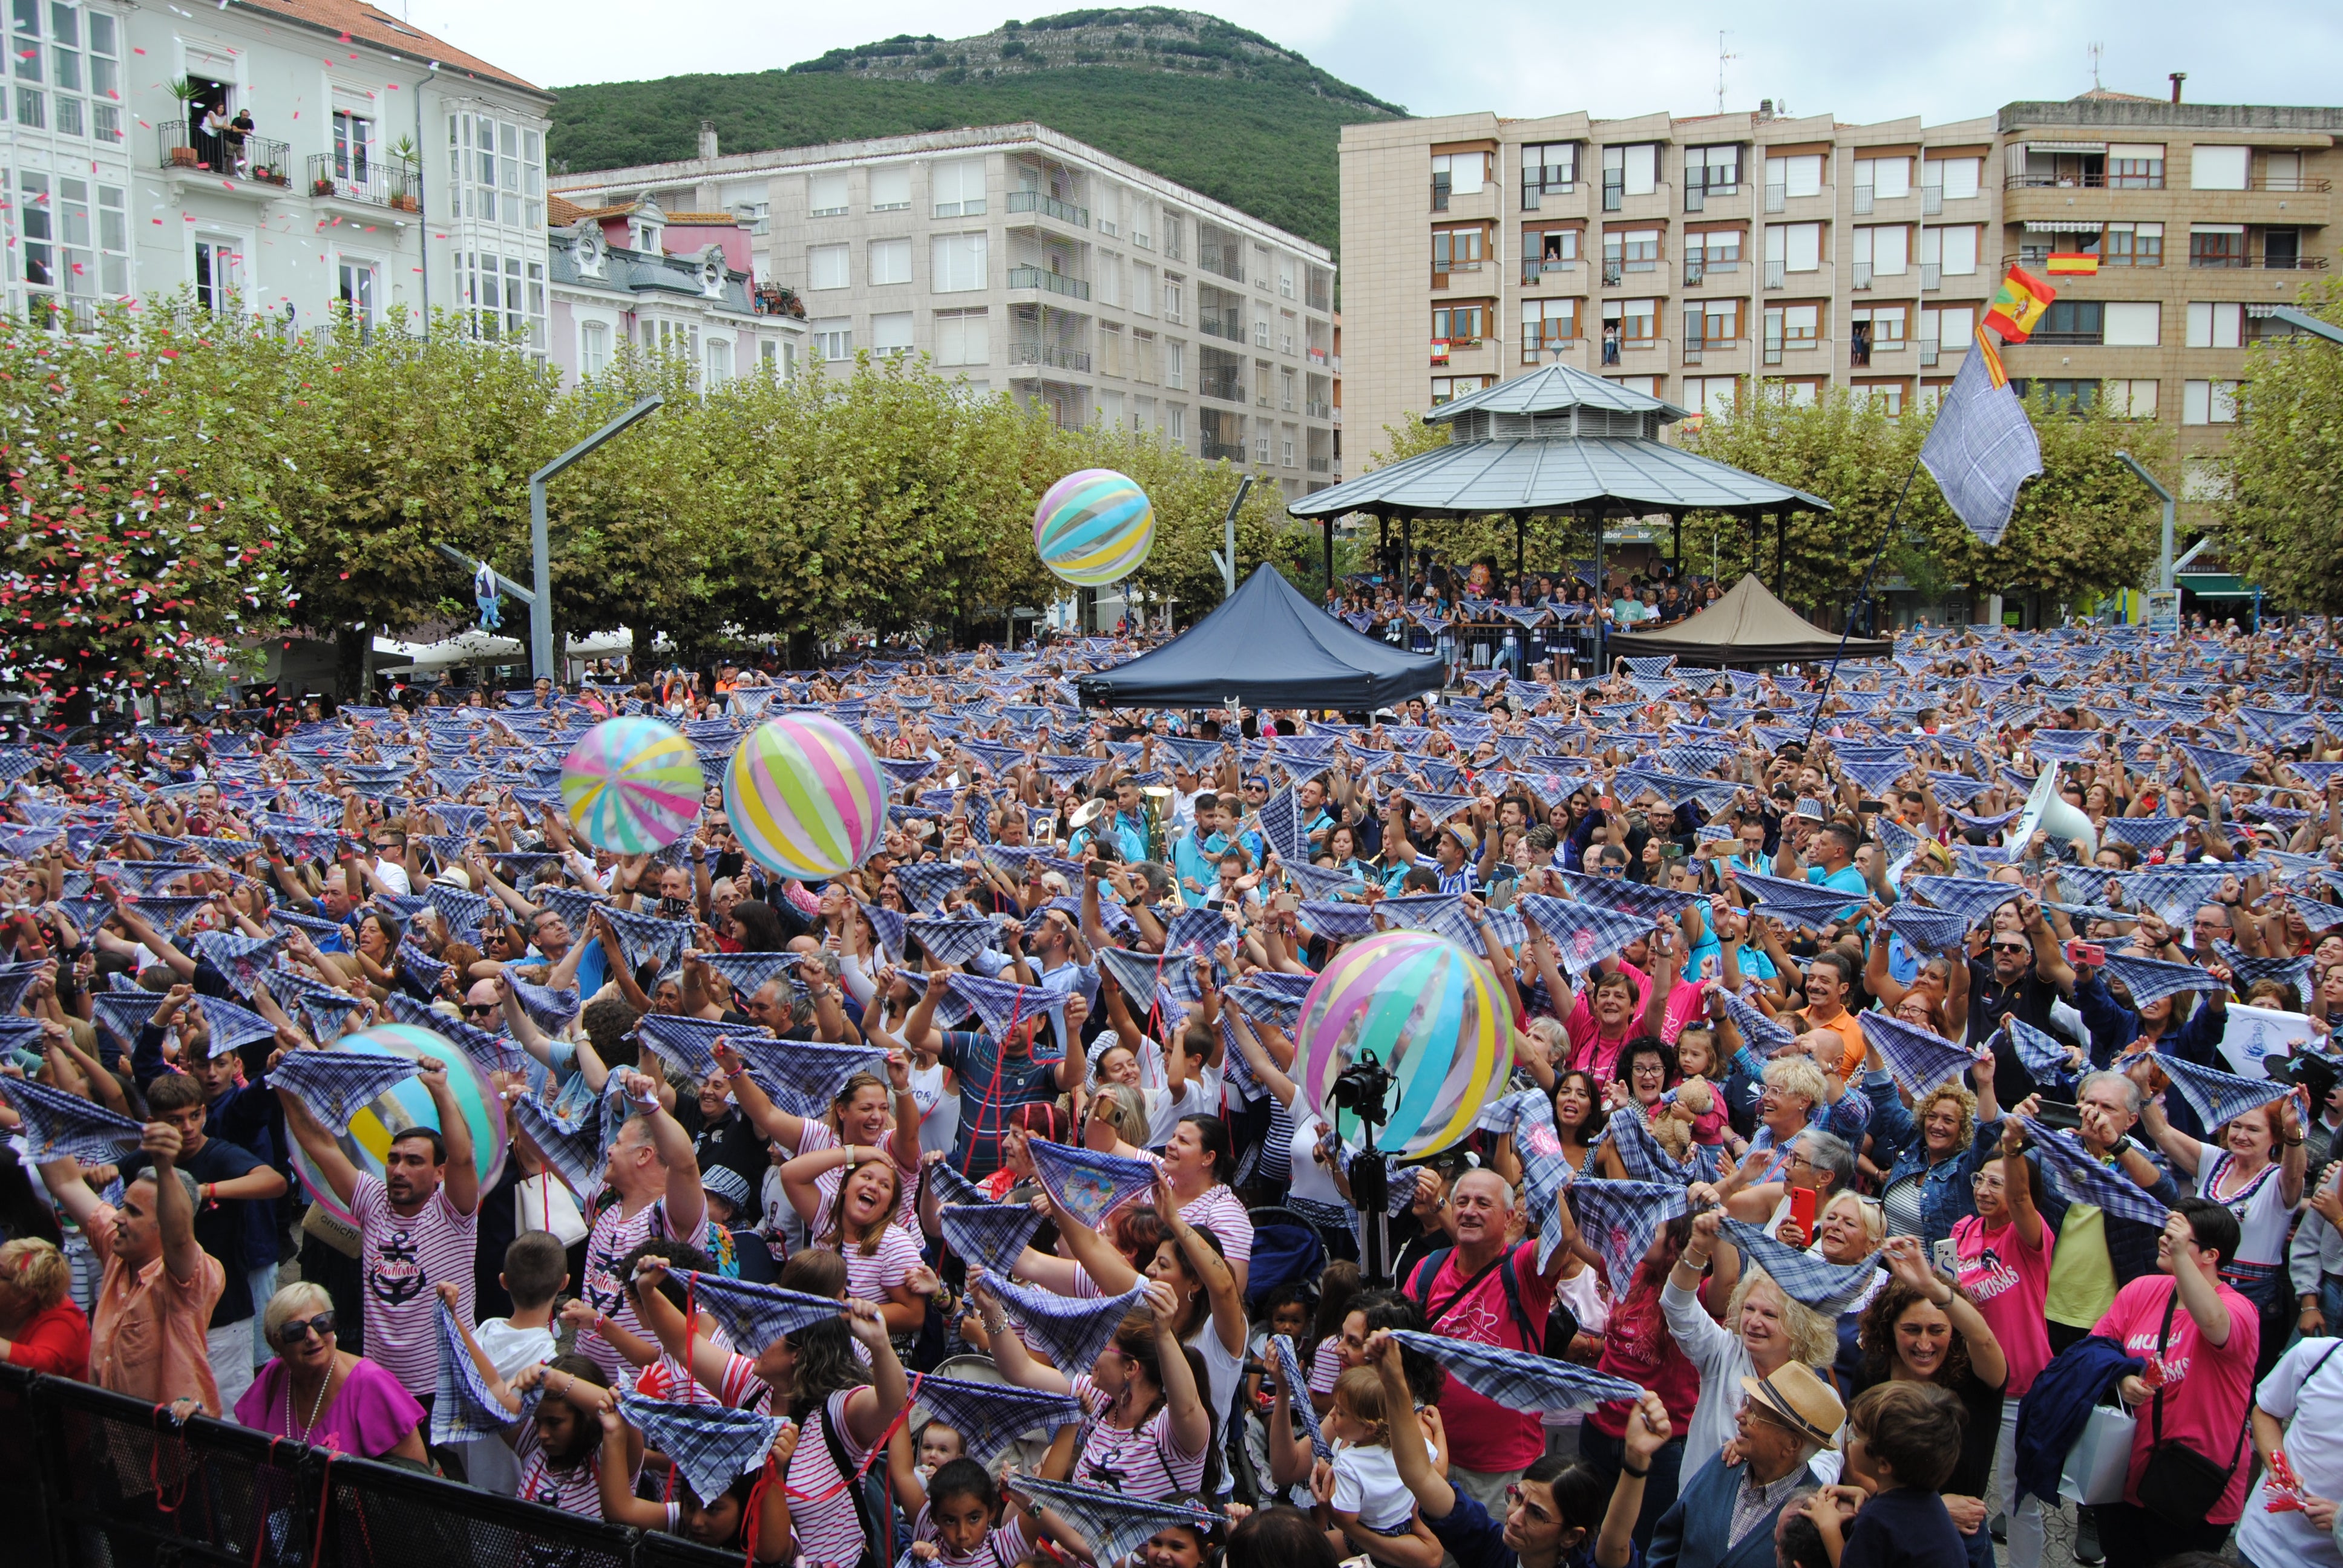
[1803,463,1919,748]
[1378,515,1389,579]
[1322,518,1335,607]
[1671,512,1682,577]
[1592,509,1606,679]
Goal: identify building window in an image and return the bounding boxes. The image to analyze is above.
[870,311,913,357]
[1855,381,1905,415]
[1683,375,1741,416]
[2103,302,2160,347]
[1684,144,1741,211]
[1603,296,1657,342]
[809,316,850,361]
[2189,146,2249,191]
[1602,227,1661,278]
[1765,154,1825,204]
[931,158,986,218]
[1521,299,1579,361]
[810,171,848,216]
[1850,224,1907,281]
[1521,224,1580,283]
[1765,222,1823,275]
[868,165,910,212]
[706,336,733,387]
[868,238,911,287]
[2104,221,2163,267]
[2034,299,2103,345]
[2010,378,2100,413]
[931,232,986,293]
[1431,303,1486,347]
[934,307,989,365]
[2188,224,2245,268]
[1685,297,1745,345]
[1601,142,1658,209]
[2104,379,2158,418]
[735,200,770,236]
[335,259,376,334]
[1521,141,1576,207]
[1166,339,1185,390]
[1429,374,1493,405]
[580,319,610,377]
[2106,143,2165,189]
[2186,301,2244,348]
[808,243,849,290]
[447,113,542,229]
[333,108,373,181]
[1432,223,1487,279]
[1430,149,1489,210]
[193,232,241,312]
[456,250,545,348]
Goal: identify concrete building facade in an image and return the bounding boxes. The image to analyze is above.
[1340,88,2340,524]
[553,122,1343,503]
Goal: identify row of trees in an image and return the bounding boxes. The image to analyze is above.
[2219,281,2343,613]
[7,303,1298,717]
[1364,377,2173,624]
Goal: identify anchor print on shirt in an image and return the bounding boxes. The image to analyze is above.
[368,1228,428,1308]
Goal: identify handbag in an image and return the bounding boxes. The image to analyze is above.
[516,1172,588,1247]
[2137,1288,2249,1526]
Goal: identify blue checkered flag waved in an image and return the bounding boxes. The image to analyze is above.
[1008,1477,1220,1564]
[2149,1051,2294,1131]
[597,904,693,975]
[1518,893,1658,977]
[0,1074,147,1165]
[503,971,582,1032]
[893,862,972,914]
[1566,1179,1689,1293]
[1298,900,1379,942]
[1721,869,1863,932]
[1598,1108,1680,1186]
[386,993,525,1074]
[1717,1219,1882,1315]
[1270,1333,1331,1459]
[1999,1018,2080,1091]
[670,1269,842,1355]
[905,915,998,968]
[694,950,801,998]
[510,1092,603,1198]
[1254,785,1307,866]
[1904,875,2024,925]
[1881,903,1971,957]
[978,1270,1146,1374]
[939,1202,1044,1277]
[1388,1330,1645,1414]
[1283,861,1367,902]
[2099,952,2227,1010]
[430,1301,522,1446]
[1720,988,1797,1056]
[2019,1115,2172,1229]
[188,994,278,1059]
[1547,869,1708,921]
[267,1048,422,1134]
[187,929,287,1000]
[2214,941,2312,998]
[1026,1137,1158,1229]
[1860,1011,1982,1097]
[909,1374,1084,1466]
[632,1013,735,1082]
[723,1036,883,1118]
[617,1393,783,1506]
[944,972,1069,1057]
[1374,892,1481,950]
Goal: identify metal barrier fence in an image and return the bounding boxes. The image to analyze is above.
[0,1365,744,1568]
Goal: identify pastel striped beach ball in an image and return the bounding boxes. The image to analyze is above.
[1294,930,1512,1158]
[560,716,704,853]
[1033,468,1155,587]
[724,714,888,881]
[287,1024,509,1232]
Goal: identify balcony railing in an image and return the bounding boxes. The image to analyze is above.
[1852,261,1873,290]
[1764,182,1786,212]
[1009,342,1092,373]
[1683,179,1737,213]
[2253,174,2334,192]
[1202,440,1247,462]
[1602,263,1624,287]
[1307,457,1332,472]
[1765,260,1786,290]
[1006,265,1091,300]
[2189,253,2330,270]
[305,153,421,210]
[159,120,290,186]
[1921,261,1941,291]
[1198,315,1245,343]
[1305,347,1329,365]
[1522,257,1578,284]
[1304,400,1333,419]
[2005,172,2169,190]
[1199,375,1247,404]
[1602,178,1624,212]
[1764,332,1784,366]
[2028,330,2103,345]
[1006,189,1089,226]
[1919,338,1939,367]
[1853,184,1874,215]
[1922,184,1943,215]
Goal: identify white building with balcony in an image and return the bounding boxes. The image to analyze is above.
[554,122,1342,501]
[0,0,553,344]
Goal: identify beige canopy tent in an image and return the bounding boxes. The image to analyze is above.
[1604,572,1893,667]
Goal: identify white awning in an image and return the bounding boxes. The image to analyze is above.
[2190,223,2246,235]
[2023,219,2105,232]
[2020,140,2107,153]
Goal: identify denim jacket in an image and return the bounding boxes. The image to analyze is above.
[1863,1068,2007,1252]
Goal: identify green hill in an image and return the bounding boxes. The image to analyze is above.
[546,8,1404,256]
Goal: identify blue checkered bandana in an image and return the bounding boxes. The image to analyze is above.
[267,1048,422,1134]
[671,1268,842,1355]
[1007,1477,1219,1563]
[1860,1011,1982,1097]
[617,1391,782,1506]
[1717,1218,1882,1315]
[939,1202,1045,1277]
[1026,1137,1158,1230]
[978,1270,1146,1374]
[2149,1051,2293,1132]
[2017,1114,2172,1228]
[0,1074,146,1165]
[430,1300,524,1445]
[1565,1178,1690,1292]
[1387,1329,1646,1413]
[1269,1333,1331,1459]
[911,1373,1084,1466]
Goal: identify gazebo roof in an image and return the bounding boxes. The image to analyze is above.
[1290,364,1829,522]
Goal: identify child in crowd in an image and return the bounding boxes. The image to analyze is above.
[1326,1365,1441,1568]
[905,1457,1038,1568]
[445,1232,568,1495]
[1803,1381,1967,1568]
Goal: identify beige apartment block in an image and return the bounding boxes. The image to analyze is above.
[1342,90,2341,524]
[557,122,1341,504]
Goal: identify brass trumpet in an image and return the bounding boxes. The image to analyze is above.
[1139,785,1175,862]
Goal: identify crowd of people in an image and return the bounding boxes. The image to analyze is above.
[4,608,2342,1568]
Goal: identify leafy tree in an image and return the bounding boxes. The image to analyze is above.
[2218,280,2343,612]
[0,305,295,721]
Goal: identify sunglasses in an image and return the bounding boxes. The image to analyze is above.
[1990,942,2028,954]
[462,1002,498,1016]
[275,1310,337,1344]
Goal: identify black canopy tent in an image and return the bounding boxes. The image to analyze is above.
[1075,563,1446,711]
[1604,572,1893,666]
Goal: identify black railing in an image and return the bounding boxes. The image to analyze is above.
[0,1364,743,1568]
[306,152,422,210]
[159,119,290,185]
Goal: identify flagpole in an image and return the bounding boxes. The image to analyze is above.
[1801,456,1921,750]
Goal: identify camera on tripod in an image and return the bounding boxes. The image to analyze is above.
[1331,1054,1394,1121]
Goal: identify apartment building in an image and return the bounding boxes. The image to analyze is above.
[0,0,552,346]
[553,122,1343,503]
[545,195,804,388]
[1341,89,2341,514]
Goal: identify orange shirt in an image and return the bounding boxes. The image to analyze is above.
[1804,1007,1866,1080]
[90,1233,224,1414]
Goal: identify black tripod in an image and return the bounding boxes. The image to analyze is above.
[1335,1051,1395,1287]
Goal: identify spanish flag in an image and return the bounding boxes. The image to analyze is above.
[2046,252,2101,275]
[1982,264,2057,343]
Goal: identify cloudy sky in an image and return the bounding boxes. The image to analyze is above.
[411,0,2343,126]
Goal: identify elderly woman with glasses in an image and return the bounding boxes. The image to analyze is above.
[234,1281,427,1463]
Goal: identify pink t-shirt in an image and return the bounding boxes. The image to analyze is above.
[1563,961,1705,1080]
[2091,1273,2261,1524]
[1952,1213,2054,1396]
[1409,1240,1555,1474]
[234,1356,425,1457]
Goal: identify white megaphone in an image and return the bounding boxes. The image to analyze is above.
[2010,765,2097,862]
